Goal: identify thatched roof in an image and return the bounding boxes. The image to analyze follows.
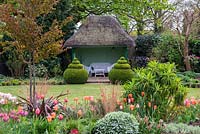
[64,16,135,47]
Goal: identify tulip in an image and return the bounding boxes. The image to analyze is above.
[3,115,9,122]
[58,114,64,120]
[89,96,94,101]
[53,105,58,111]
[35,108,40,115]
[74,97,78,102]
[136,104,140,108]
[153,105,157,110]
[83,96,89,101]
[128,99,131,103]
[148,102,151,107]
[47,115,52,122]
[77,110,83,117]
[130,104,135,110]
[123,98,127,103]
[117,100,121,105]
[40,94,45,99]
[64,98,68,103]
[120,105,123,110]
[130,98,134,103]
[70,129,79,134]
[128,94,133,98]
[53,100,58,105]
[141,92,145,97]
[51,112,56,119]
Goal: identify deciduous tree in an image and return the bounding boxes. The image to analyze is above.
[0,0,70,107]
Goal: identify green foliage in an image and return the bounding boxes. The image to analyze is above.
[163,123,200,134]
[109,57,134,84]
[189,39,200,56]
[174,103,200,123]
[63,58,88,84]
[92,111,139,134]
[37,0,76,40]
[152,33,184,70]
[135,34,159,56]
[176,71,200,88]
[124,61,187,120]
[0,77,22,86]
[139,118,164,134]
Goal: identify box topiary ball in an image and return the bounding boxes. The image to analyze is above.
[92,111,139,134]
[63,58,88,84]
[108,57,134,84]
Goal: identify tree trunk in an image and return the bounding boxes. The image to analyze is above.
[136,20,144,35]
[29,62,33,103]
[183,18,192,71]
[32,56,36,108]
[183,41,191,71]
[183,28,192,71]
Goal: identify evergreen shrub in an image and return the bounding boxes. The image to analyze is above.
[63,58,88,84]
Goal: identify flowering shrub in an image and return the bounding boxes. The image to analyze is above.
[124,61,187,120]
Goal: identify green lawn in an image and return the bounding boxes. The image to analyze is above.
[0,84,122,101]
[0,84,199,102]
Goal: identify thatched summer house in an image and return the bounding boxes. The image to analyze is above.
[64,15,135,75]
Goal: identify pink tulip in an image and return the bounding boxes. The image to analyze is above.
[35,108,40,115]
[3,115,9,122]
[53,100,58,105]
[58,114,64,120]
[89,96,94,101]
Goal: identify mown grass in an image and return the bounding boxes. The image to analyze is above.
[0,84,122,101]
[0,84,199,101]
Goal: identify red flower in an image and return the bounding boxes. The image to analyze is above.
[64,98,68,103]
[70,129,79,134]
[130,98,134,103]
[141,92,145,97]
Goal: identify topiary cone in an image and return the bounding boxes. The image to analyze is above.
[108,57,134,84]
[63,58,88,84]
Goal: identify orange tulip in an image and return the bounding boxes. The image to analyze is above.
[141,92,145,97]
[47,115,52,122]
[130,104,135,110]
[128,94,133,98]
[77,110,83,117]
[123,98,127,103]
[83,96,90,101]
[74,97,79,102]
[51,112,56,119]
